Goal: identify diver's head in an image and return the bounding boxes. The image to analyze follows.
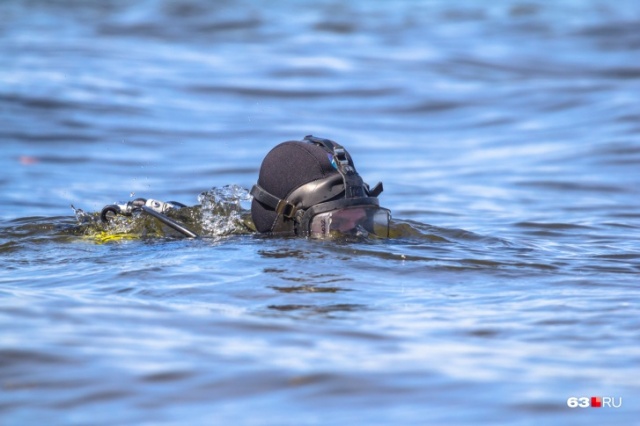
[251,135,390,238]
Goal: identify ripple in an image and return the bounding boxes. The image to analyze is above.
[98,16,264,39]
[516,180,629,193]
[185,84,398,99]
[513,221,595,230]
[269,285,350,294]
[0,93,145,115]
[391,99,469,114]
[54,389,133,410]
[268,303,368,314]
[139,370,195,384]
[598,66,640,80]
[2,348,57,365]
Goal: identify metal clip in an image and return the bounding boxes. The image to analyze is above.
[333,147,349,165]
[276,200,297,218]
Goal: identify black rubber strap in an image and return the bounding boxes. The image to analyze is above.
[303,135,340,153]
[250,184,297,218]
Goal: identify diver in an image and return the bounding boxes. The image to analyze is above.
[99,135,391,239]
[250,135,390,238]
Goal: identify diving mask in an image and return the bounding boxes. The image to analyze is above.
[307,204,391,239]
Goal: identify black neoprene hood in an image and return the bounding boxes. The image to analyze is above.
[251,140,343,234]
[250,135,384,236]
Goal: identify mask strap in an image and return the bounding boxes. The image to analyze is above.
[250,184,298,219]
[303,135,367,199]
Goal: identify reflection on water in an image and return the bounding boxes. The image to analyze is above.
[2,0,640,424]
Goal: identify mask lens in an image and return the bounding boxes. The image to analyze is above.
[309,206,390,239]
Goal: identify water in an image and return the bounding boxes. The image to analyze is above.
[1,0,640,424]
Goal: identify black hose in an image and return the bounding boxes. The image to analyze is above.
[100,205,121,223]
[141,206,198,238]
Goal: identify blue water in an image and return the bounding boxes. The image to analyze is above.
[1,1,640,424]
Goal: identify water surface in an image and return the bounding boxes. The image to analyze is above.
[1,0,639,424]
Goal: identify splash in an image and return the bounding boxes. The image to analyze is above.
[70,204,93,225]
[69,185,254,242]
[197,185,253,238]
[70,204,164,242]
